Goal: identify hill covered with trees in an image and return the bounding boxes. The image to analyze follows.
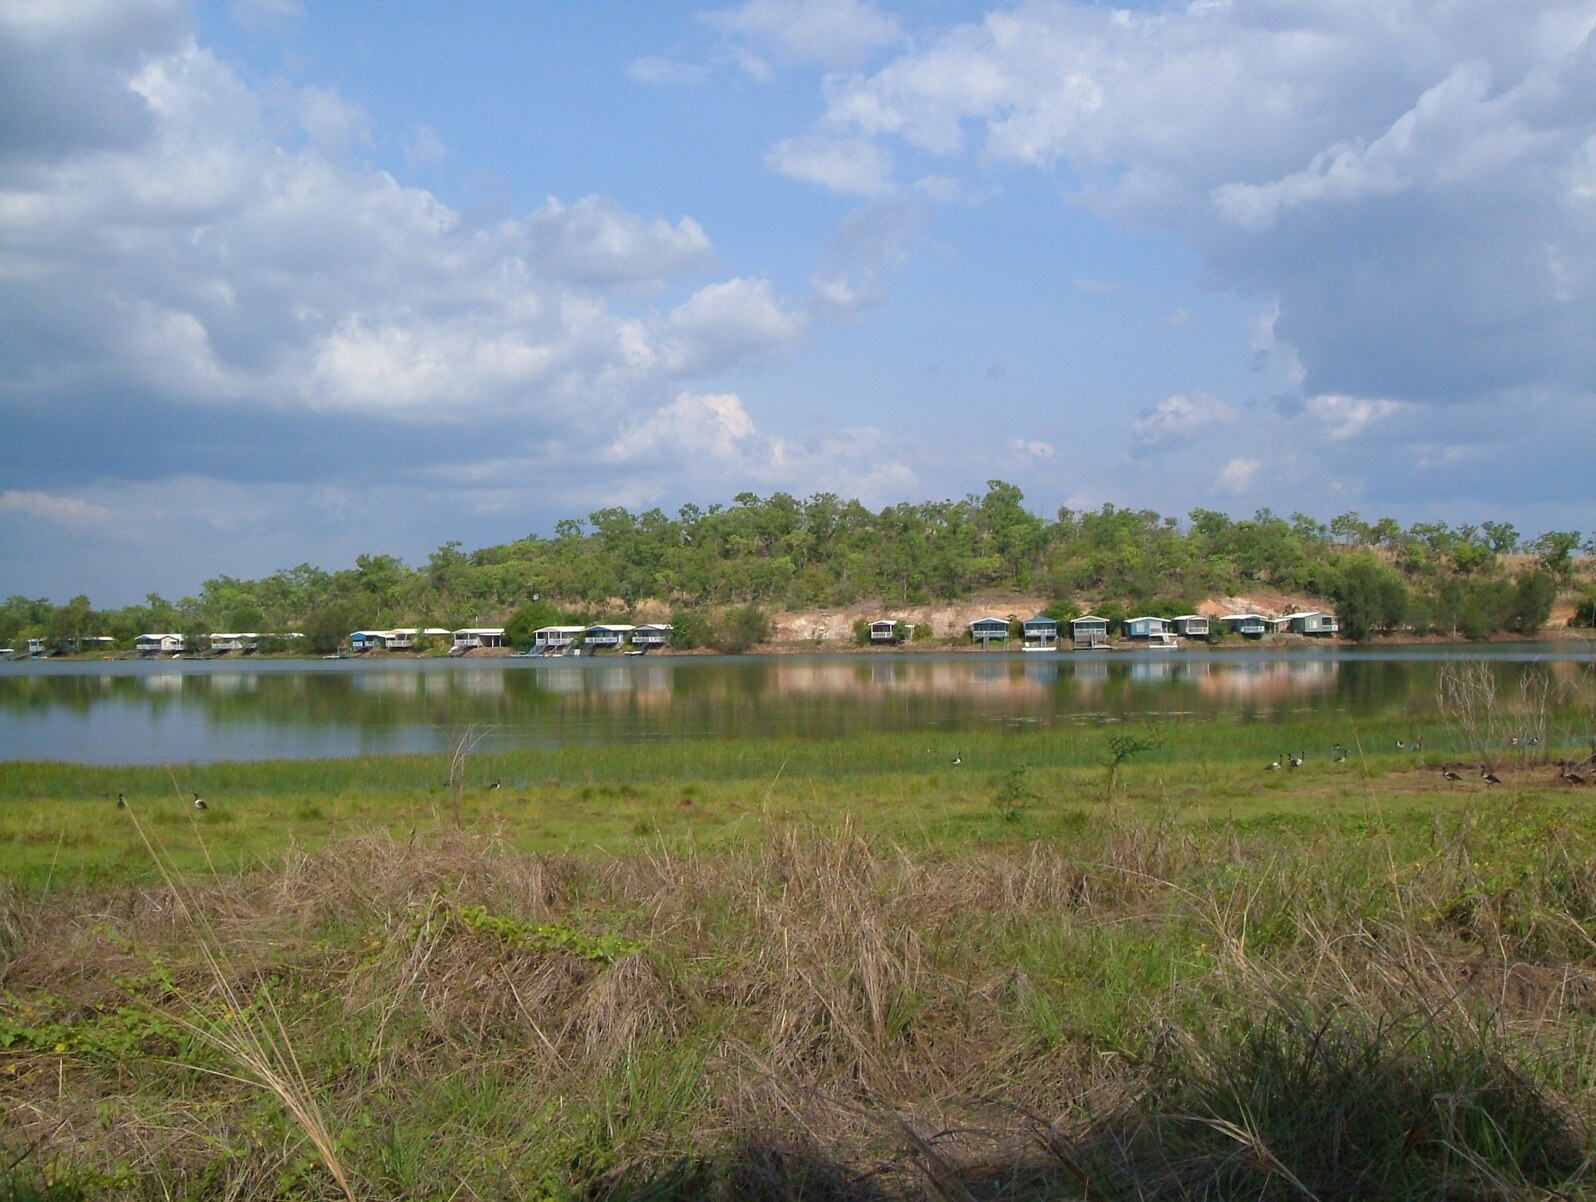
[4,483,1592,653]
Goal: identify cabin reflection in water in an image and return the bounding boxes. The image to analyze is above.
[3,648,1586,767]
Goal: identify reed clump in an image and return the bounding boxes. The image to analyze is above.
[2,800,1594,1200]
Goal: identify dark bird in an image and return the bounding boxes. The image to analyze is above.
[1288,752,1304,770]
[487,779,502,790]
[950,754,962,767]
[1266,756,1281,772]
[1441,768,1463,783]
[1412,737,1423,752]
[192,793,208,811]
[1332,744,1347,764]
[1480,767,1502,787]
[116,792,126,808]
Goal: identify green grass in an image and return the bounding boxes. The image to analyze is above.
[3,723,1595,1198]
[2,717,1588,890]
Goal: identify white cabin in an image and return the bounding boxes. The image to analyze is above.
[135,633,185,655]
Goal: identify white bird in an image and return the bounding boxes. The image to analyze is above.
[192,793,208,811]
[1288,753,1304,770]
[1266,757,1282,771]
[950,754,962,767]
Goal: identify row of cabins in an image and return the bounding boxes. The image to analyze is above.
[135,633,307,655]
[947,610,1337,650]
[529,624,673,654]
[127,625,677,657]
[962,614,1208,649]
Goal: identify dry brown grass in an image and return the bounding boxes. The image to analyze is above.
[2,804,1594,1199]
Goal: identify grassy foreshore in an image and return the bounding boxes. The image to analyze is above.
[3,726,1595,1199]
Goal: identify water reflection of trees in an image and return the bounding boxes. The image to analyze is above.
[1,654,1590,758]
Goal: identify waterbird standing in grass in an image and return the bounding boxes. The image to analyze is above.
[1480,767,1502,787]
[487,779,501,790]
[192,793,208,810]
[1441,767,1463,783]
[116,792,126,808]
[1266,756,1281,771]
[1332,744,1347,763]
[950,753,962,767]
[1288,752,1303,770]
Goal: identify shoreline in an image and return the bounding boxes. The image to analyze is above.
[11,625,1594,664]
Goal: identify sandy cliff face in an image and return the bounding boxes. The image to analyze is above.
[767,589,1361,643]
[772,596,1050,643]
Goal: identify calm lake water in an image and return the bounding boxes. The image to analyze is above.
[1,645,1592,765]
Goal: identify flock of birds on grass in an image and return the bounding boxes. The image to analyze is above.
[105,739,1594,813]
[115,791,208,809]
[1263,737,1591,788]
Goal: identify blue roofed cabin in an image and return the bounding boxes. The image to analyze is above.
[1283,611,1339,637]
[1070,615,1109,648]
[1221,614,1268,638]
[630,623,672,649]
[584,623,636,651]
[968,616,1010,647]
[1124,616,1171,641]
[869,619,901,644]
[1021,615,1058,650]
[349,630,389,652]
[1170,614,1209,638]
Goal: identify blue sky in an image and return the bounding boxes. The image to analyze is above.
[2,0,1593,606]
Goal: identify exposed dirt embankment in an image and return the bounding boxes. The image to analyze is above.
[767,589,1345,644]
[772,594,1048,644]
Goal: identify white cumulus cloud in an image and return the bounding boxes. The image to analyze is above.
[1214,458,1264,496]
[767,133,895,196]
[703,0,902,71]
[1131,391,1237,455]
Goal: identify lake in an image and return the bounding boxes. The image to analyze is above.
[1,645,1592,765]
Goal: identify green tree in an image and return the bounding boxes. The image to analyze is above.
[1482,521,1519,554]
[505,600,569,651]
[1333,557,1408,642]
[1507,571,1557,635]
[301,601,360,654]
[713,605,772,654]
[1530,531,1582,583]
